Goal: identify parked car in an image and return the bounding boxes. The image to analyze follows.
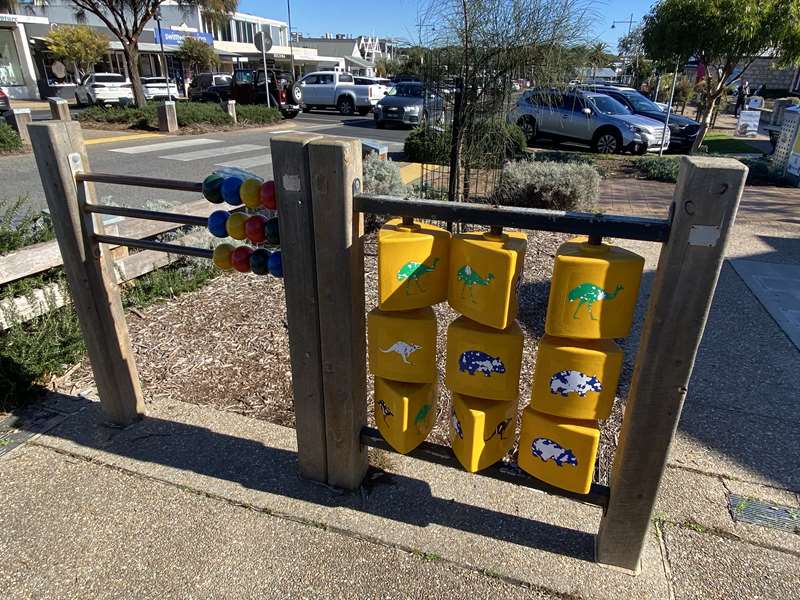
[74,73,134,107]
[141,77,180,101]
[354,76,391,105]
[582,85,700,151]
[230,68,301,119]
[188,73,232,103]
[296,71,383,116]
[0,88,10,112]
[373,82,444,129]
[508,89,669,154]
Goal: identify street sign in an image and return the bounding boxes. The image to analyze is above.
[255,29,273,53]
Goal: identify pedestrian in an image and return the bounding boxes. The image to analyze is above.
[734,79,750,117]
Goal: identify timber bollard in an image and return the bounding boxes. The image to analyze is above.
[48,97,71,121]
[4,108,32,145]
[225,100,237,123]
[158,101,178,133]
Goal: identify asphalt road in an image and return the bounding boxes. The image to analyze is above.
[2,111,411,213]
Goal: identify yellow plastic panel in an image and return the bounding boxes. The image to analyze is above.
[368,307,437,383]
[378,218,451,311]
[545,239,644,339]
[375,377,437,454]
[445,316,523,401]
[450,392,517,473]
[517,407,599,495]
[447,230,527,329]
[530,335,622,420]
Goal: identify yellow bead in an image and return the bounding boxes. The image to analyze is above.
[447,230,527,330]
[368,307,437,383]
[531,335,622,421]
[212,243,234,270]
[545,238,644,339]
[378,218,451,311]
[449,392,517,472]
[375,377,437,454]
[445,316,523,401]
[517,407,599,495]
[225,212,248,240]
[240,178,263,209]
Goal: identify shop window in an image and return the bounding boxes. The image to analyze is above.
[0,29,24,86]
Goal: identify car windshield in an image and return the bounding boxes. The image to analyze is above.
[93,74,125,83]
[387,84,423,98]
[588,95,632,115]
[624,92,661,112]
[143,78,167,84]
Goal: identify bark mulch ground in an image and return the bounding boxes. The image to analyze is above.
[53,229,643,484]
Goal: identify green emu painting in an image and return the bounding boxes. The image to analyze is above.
[396,258,439,294]
[568,283,623,320]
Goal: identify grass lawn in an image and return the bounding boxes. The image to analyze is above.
[703,132,763,154]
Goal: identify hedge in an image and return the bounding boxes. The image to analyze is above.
[78,102,283,130]
[494,160,600,211]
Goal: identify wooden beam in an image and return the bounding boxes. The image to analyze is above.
[308,137,367,490]
[28,121,145,426]
[595,156,747,572]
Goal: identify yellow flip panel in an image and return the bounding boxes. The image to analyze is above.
[449,392,518,473]
[445,316,523,402]
[447,230,527,330]
[378,218,451,311]
[545,238,644,339]
[531,335,623,420]
[368,307,437,383]
[517,407,600,495]
[375,377,437,454]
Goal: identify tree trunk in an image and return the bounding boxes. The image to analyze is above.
[691,95,718,153]
[122,43,147,108]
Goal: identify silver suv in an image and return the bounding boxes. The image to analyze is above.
[508,89,670,154]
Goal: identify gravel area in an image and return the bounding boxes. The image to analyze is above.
[53,229,641,483]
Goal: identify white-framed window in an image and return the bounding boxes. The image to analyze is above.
[0,29,25,86]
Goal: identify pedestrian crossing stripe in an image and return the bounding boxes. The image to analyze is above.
[110,138,220,154]
[162,144,268,162]
[215,155,273,169]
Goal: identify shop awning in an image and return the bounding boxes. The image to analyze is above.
[344,55,374,70]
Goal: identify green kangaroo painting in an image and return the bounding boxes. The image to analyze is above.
[396,258,439,294]
[457,265,494,302]
[568,283,623,320]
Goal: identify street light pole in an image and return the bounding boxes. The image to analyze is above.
[155,9,170,90]
[659,65,679,157]
[611,14,636,84]
[287,0,296,78]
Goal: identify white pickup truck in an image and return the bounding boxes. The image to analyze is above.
[296,71,388,116]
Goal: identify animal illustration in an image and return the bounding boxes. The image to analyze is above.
[450,410,464,439]
[396,258,440,294]
[549,370,603,397]
[484,417,512,442]
[377,400,394,425]
[531,438,578,467]
[567,283,623,320]
[414,403,432,432]
[380,341,422,365]
[459,351,506,377]
[457,265,494,302]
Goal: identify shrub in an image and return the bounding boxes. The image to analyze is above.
[78,101,237,129]
[404,119,527,166]
[494,160,600,211]
[363,153,407,196]
[0,198,55,255]
[235,105,282,125]
[404,126,450,164]
[78,104,155,128]
[0,122,23,152]
[633,155,680,182]
[175,101,233,127]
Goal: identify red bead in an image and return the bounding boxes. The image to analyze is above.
[244,214,268,244]
[260,180,277,210]
[231,246,253,273]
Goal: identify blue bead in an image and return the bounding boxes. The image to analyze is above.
[207,210,230,238]
[268,250,283,278]
[221,177,244,206]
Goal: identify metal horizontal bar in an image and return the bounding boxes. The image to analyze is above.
[360,426,610,508]
[76,172,204,193]
[354,194,671,243]
[85,203,210,227]
[94,234,213,259]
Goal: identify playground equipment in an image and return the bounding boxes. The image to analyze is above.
[30,123,746,574]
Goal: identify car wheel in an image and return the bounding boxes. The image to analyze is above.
[517,116,537,144]
[337,96,355,116]
[358,107,371,116]
[291,84,303,105]
[592,129,621,154]
[283,111,300,119]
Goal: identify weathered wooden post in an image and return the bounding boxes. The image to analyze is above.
[224,100,237,124]
[5,108,31,145]
[48,97,71,121]
[28,121,145,425]
[595,156,747,572]
[157,101,178,133]
[308,137,367,490]
[271,133,327,483]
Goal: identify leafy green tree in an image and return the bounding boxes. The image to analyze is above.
[642,0,800,150]
[176,36,220,75]
[45,25,109,79]
[68,0,237,107]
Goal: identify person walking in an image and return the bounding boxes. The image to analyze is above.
[734,80,750,117]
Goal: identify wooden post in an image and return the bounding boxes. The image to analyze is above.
[157,101,178,133]
[28,121,145,425]
[308,137,367,490]
[225,100,237,124]
[271,133,327,483]
[48,97,71,121]
[5,108,31,145]
[595,156,747,572]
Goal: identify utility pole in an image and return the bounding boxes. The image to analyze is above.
[287,0,296,78]
[154,8,170,90]
[611,14,636,84]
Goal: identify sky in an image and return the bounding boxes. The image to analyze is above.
[238,0,657,51]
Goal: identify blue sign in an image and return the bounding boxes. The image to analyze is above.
[154,28,214,46]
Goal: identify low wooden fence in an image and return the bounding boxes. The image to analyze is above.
[28,121,746,574]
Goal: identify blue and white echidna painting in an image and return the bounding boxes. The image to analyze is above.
[549,370,602,397]
[532,437,578,467]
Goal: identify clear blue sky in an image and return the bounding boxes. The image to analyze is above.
[238,0,655,51]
